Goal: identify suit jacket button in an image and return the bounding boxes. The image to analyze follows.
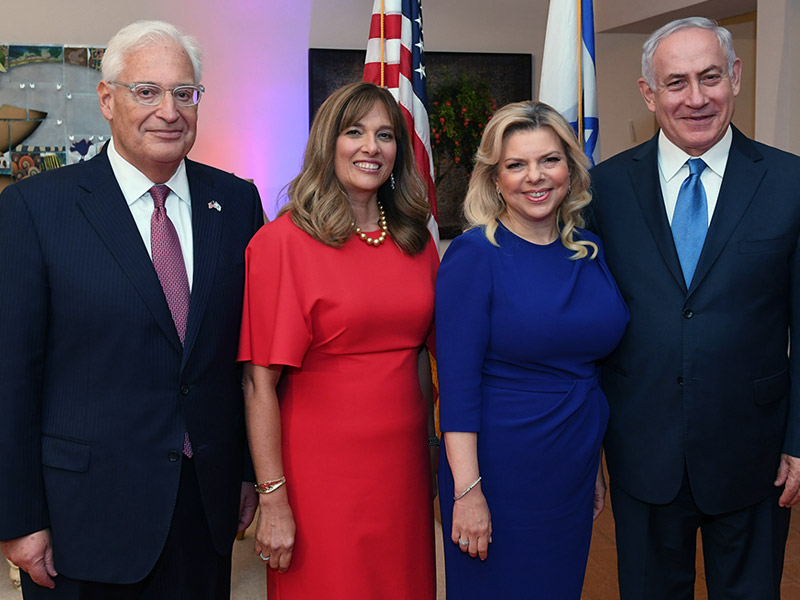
[168,450,180,462]
[682,308,694,319]
[180,384,189,395]
[677,376,684,385]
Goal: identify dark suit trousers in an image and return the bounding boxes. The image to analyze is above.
[20,459,232,600]
[611,470,790,600]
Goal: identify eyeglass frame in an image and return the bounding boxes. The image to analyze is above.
[108,80,205,107]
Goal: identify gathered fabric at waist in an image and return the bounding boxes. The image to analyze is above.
[481,372,599,394]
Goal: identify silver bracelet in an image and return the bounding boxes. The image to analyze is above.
[454,476,482,500]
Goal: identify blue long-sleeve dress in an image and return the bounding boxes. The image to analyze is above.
[436,223,629,598]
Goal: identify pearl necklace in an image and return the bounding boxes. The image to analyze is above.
[353,201,389,247]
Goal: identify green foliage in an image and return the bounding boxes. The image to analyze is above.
[429,74,497,178]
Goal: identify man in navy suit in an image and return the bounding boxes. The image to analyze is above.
[0,20,262,598]
[590,17,800,599]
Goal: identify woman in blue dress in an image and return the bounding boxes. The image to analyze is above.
[436,101,629,598]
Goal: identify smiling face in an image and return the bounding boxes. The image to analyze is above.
[334,102,397,205]
[639,27,741,156]
[494,126,571,242]
[97,41,198,183]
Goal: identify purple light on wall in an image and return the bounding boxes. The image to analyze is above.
[183,0,313,221]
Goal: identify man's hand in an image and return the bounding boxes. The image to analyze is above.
[238,482,258,533]
[774,453,800,507]
[593,463,607,521]
[0,529,57,588]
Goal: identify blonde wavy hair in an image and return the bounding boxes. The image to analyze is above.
[464,100,597,260]
[279,82,431,255]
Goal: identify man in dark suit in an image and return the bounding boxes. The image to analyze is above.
[0,20,262,598]
[590,17,800,600]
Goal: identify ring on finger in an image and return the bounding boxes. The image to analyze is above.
[259,551,270,561]
[458,538,469,547]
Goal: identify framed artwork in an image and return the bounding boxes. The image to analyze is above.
[0,44,110,193]
[308,48,532,238]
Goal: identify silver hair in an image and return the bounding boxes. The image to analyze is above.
[101,20,204,83]
[641,17,736,89]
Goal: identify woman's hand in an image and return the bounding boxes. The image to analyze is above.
[254,489,296,573]
[242,362,295,572]
[452,488,492,560]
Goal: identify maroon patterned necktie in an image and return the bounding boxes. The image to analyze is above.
[150,185,190,344]
[150,184,193,457]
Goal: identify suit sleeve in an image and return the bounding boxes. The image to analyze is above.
[241,182,264,482]
[436,233,492,432]
[783,228,800,456]
[0,185,50,540]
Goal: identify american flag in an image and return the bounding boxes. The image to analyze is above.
[364,0,440,432]
[364,0,438,228]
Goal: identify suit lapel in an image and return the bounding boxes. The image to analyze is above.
[628,137,687,290]
[182,160,222,367]
[688,127,765,295]
[76,152,182,350]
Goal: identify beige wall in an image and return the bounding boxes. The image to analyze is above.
[595,32,654,160]
[756,0,800,154]
[309,0,550,97]
[724,14,756,140]
[594,11,757,161]
[597,0,699,31]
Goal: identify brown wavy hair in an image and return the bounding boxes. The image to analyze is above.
[279,82,431,255]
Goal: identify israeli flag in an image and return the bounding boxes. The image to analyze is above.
[539,0,599,165]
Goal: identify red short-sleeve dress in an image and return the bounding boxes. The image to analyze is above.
[238,213,438,599]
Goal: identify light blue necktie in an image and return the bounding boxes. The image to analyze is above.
[671,158,708,286]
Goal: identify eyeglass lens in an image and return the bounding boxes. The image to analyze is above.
[132,84,201,106]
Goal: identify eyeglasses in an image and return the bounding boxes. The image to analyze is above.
[109,81,205,107]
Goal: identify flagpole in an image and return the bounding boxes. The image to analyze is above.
[380,0,386,88]
[576,0,584,151]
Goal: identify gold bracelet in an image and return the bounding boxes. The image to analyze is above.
[254,476,286,494]
[454,476,482,501]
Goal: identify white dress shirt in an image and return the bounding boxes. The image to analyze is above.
[106,138,194,290]
[658,126,732,227]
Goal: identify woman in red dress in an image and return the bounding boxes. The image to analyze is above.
[238,82,438,599]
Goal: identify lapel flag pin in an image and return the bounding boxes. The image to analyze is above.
[208,200,222,212]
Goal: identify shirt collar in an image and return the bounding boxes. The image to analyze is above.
[106,137,191,206]
[657,125,733,182]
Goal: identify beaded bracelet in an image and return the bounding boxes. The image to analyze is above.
[454,476,482,501]
[254,476,286,494]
